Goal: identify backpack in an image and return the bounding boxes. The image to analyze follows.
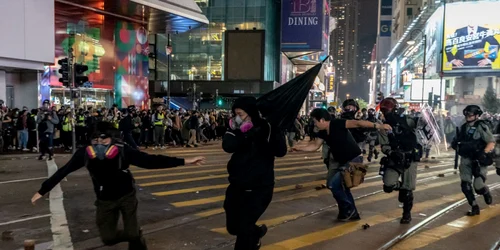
[37,121,48,133]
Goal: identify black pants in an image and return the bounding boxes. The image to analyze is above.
[171,128,184,146]
[224,184,273,250]
[95,190,147,250]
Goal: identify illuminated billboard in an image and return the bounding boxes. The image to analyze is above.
[442,1,500,74]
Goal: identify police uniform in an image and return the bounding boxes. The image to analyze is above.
[379,98,420,224]
[366,109,380,162]
[454,106,495,216]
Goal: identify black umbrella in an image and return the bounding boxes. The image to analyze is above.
[257,60,326,129]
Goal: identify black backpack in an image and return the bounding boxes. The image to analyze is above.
[37,121,48,133]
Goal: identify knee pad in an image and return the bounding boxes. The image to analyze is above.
[461,181,472,193]
[475,186,488,195]
[383,185,393,193]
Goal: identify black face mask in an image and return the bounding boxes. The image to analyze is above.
[341,110,356,119]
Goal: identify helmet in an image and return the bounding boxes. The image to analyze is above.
[463,105,483,117]
[327,106,336,113]
[342,99,360,111]
[379,98,399,113]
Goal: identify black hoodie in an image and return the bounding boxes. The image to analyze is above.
[222,97,287,188]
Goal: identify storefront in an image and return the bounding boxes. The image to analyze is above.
[38,0,208,110]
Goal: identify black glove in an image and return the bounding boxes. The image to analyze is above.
[390,151,404,164]
[496,168,500,176]
[451,140,458,150]
[477,152,493,166]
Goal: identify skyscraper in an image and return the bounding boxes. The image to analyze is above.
[330,0,359,96]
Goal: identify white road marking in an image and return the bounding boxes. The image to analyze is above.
[47,159,74,250]
[0,214,51,226]
[0,177,47,185]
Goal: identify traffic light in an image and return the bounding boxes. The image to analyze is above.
[217,97,223,106]
[58,58,70,87]
[433,95,441,108]
[428,92,433,106]
[74,63,89,87]
[322,103,327,109]
[376,92,384,104]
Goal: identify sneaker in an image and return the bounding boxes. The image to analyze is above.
[38,155,44,161]
[466,205,480,216]
[337,210,357,222]
[256,224,268,249]
[48,156,53,161]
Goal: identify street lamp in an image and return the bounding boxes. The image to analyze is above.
[407,29,427,105]
[342,80,347,85]
[346,93,350,100]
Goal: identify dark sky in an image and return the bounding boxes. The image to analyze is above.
[338,0,378,102]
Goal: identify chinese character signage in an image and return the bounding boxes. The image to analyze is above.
[282,0,324,51]
[443,1,500,74]
[327,73,334,91]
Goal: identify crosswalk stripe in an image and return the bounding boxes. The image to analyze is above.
[211,213,306,235]
[139,174,228,187]
[259,171,496,249]
[131,155,322,174]
[391,204,500,250]
[190,167,473,221]
[170,173,326,207]
[261,193,466,250]
[275,168,458,202]
[135,164,325,180]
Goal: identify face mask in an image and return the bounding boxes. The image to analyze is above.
[235,115,244,125]
[341,110,356,119]
[86,144,119,160]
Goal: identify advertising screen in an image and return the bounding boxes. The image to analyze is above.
[442,1,500,74]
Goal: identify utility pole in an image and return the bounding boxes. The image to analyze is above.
[68,33,77,154]
[167,33,172,109]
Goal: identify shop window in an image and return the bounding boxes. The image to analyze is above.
[406,8,413,16]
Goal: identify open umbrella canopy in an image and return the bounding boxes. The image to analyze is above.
[257,62,323,129]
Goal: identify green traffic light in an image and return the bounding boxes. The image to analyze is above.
[218,99,222,105]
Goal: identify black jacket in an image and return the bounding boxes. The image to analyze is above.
[38,144,185,200]
[222,119,287,189]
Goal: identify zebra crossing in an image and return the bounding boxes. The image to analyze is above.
[130,143,500,250]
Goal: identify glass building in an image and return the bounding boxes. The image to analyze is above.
[169,0,280,82]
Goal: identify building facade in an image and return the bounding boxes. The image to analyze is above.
[330,0,358,101]
[384,0,500,114]
[0,0,208,110]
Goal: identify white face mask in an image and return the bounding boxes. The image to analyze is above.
[235,115,244,125]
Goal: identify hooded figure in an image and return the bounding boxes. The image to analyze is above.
[222,96,287,250]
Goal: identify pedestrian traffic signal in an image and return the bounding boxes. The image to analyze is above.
[433,95,441,108]
[218,98,223,106]
[58,58,70,87]
[74,63,89,87]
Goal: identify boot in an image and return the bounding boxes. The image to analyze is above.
[484,191,493,205]
[255,224,268,250]
[400,212,412,224]
[400,190,413,224]
[467,205,480,216]
[374,150,379,160]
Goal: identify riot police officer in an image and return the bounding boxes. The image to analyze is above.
[366,108,380,162]
[378,98,421,224]
[452,105,495,216]
[341,99,368,158]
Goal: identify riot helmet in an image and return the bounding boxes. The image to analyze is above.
[379,98,399,115]
[463,105,483,117]
[341,99,359,119]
